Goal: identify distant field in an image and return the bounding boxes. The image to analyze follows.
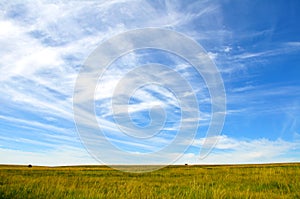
[0,163,299,198]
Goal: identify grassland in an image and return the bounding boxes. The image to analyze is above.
[0,163,299,198]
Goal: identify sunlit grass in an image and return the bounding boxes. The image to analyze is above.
[0,163,299,198]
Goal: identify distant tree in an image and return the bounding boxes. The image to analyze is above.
[28,164,32,168]
[185,163,188,166]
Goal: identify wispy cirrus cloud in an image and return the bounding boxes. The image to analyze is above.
[0,0,299,166]
[1,0,217,164]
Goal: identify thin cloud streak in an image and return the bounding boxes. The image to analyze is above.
[0,0,299,165]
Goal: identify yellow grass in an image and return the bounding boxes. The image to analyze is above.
[0,163,299,198]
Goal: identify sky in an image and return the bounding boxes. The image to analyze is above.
[0,0,300,166]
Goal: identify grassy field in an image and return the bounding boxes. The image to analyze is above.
[0,163,299,198]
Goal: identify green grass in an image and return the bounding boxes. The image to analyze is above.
[0,163,299,198]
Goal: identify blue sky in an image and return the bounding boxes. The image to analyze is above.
[0,0,299,166]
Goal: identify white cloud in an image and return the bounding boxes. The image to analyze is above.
[224,46,231,52]
[0,115,72,135]
[177,135,300,164]
[1,0,299,167]
[207,51,218,60]
[284,42,300,47]
[231,85,255,92]
[0,147,97,166]
[1,132,299,166]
